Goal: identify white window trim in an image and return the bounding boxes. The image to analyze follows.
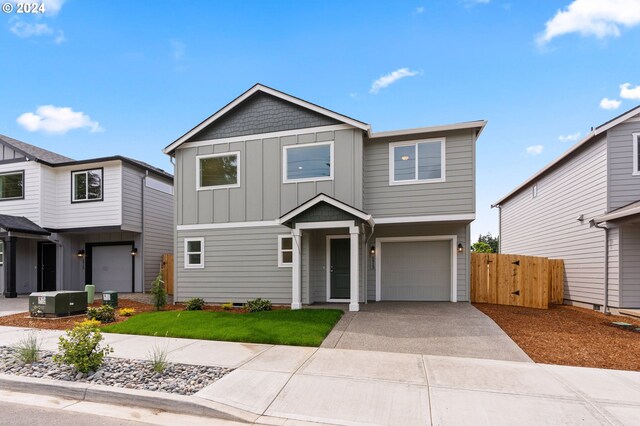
[71,169,103,202]
[388,138,446,186]
[196,151,241,190]
[282,141,334,184]
[184,237,205,269]
[278,235,293,268]
[633,133,640,176]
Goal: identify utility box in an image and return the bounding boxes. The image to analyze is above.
[29,291,88,318]
[102,291,118,308]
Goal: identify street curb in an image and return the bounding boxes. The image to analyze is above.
[0,374,259,423]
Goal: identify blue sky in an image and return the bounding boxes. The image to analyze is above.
[2,0,640,239]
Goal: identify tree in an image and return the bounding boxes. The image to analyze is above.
[471,233,499,253]
[471,241,493,253]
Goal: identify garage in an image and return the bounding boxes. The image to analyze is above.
[377,237,454,301]
[89,244,134,293]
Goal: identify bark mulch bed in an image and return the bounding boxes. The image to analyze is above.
[473,303,640,371]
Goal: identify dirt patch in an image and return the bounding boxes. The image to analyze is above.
[474,303,640,371]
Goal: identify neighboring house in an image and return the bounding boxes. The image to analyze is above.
[0,134,174,297]
[493,106,640,312]
[163,84,485,311]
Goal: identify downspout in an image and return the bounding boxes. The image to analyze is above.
[593,221,610,315]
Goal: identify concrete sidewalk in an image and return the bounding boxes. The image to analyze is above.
[1,326,639,425]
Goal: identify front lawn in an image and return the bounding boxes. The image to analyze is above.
[102,309,343,347]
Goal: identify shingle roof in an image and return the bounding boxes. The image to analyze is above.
[0,214,50,235]
[0,134,74,163]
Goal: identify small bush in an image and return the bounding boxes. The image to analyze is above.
[118,308,135,317]
[147,345,169,373]
[53,321,113,373]
[221,302,233,311]
[246,298,272,313]
[184,297,205,311]
[87,305,116,323]
[150,271,167,311]
[12,332,41,364]
[80,319,102,328]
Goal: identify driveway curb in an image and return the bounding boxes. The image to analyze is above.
[0,373,257,423]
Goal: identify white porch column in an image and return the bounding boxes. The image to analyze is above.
[349,225,360,312]
[291,228,302,310]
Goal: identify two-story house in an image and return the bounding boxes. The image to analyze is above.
[494,105,640,313]
[164,84,485,311]
[0,134,174,298]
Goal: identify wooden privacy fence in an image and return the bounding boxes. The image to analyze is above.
[161,253,174,295]
[471,253,564,309]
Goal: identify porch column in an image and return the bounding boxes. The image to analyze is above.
[3,237,17,298]
[349,226,360,312]
[291,228,302,310]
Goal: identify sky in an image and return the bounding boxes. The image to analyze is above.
[2,0,640,239]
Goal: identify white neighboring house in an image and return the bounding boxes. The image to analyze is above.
[0,134,174,298]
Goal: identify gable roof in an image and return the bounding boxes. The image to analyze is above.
[493,105,640,207]
[279,193,374,227]
[0,134,74,163]
[163,83,371,154]
[0,214,50,236]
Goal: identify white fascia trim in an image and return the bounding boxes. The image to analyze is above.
[177,220,280,231]
[375,214,475,224]
[164,84,370,153]
[388,138,446,186]
[196,151,241,190]
[375,235,458,303]
[369,120,487,139]
[177,124,354,150]
[279,194,374,226]
[295,220,356,230]
[283,141,334,184]
[595,205,640,223]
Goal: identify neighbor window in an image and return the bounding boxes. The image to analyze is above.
[0,241,4,266]
[72,169,103,202]
[389,139,444,185]
[197,152,239,189]
[283,142,333,183]
[184,238,204,269]
[0,171,24,200]
[633,133,640,175]
[278,235,293,267]
[532,184,538,198]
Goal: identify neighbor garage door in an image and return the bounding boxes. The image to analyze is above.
[91,245,133,293]
[380,240,452,301]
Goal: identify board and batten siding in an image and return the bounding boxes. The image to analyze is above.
[121,164,144,232]
[363,129,475,217]
[175,128,363,225]
[0,161,41,225]
[142,177,174,291]
[499,136,620,307]
[607,119,640,211]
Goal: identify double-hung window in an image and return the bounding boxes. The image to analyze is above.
[72,169,103,202]
[197,152,240,190]
[633,133,640,175]
[389,139,444,185]
[0,170,24,201]
[184,238,204,269]
[283,141,334,183]
[278,235,293,267]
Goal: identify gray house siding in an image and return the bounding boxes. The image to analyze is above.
[176,128,363,225]
[499,136,620,307]
[142,178,174,291]
[188,92,341,142]
[121,165,144,233]
[607,119,640,211]
[363,129,475,217]
[620,224,640,307]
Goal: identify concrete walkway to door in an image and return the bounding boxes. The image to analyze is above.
[321,302,532,362]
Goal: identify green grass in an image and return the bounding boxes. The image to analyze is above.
[102,309,343,347]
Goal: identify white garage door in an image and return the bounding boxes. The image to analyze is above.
[92,245,133,293]
[381,240,452,301]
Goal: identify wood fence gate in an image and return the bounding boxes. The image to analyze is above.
[161,253,174,295]
[471,253,564,309]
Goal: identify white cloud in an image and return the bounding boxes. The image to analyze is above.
[526,145,544,155]
[559,132,581,142]
[600,98,622,110]
[620,82,640,99]
[17,105,103,135]
[10,21,53,38]
[464,0,491,7]
[370,68,420,94]
[537,0,640,45]
[416,6,425,14]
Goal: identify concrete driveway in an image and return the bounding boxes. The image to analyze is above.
[321,302,531,362]
[0,296,28,317]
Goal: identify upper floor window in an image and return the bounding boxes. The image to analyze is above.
[197,152,240,190]
[0,170,24,201]
[0,241,4,266]
[283,141,334,183]
[532,184,538,198]
[278,235,293,267]
[389,139,444,185]
[184,237,204,269]
[633,133,640,175]
[72,169,103,202]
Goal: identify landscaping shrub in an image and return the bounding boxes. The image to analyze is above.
[221,302,233,311]
[246,298,272,313]
[12,332,41,364]
[184,297,205,311]
[150,271,167,311]
[87,305,116,323]
[53,321,113,373]
[118,308,135,317]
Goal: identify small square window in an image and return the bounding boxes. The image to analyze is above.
[72,169,103,202]
[0,171,24,200]
[278,235,293,267]
[184,238,204,269]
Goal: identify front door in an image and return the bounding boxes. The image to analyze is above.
[40,243,56,292]
[329,238,350,300]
